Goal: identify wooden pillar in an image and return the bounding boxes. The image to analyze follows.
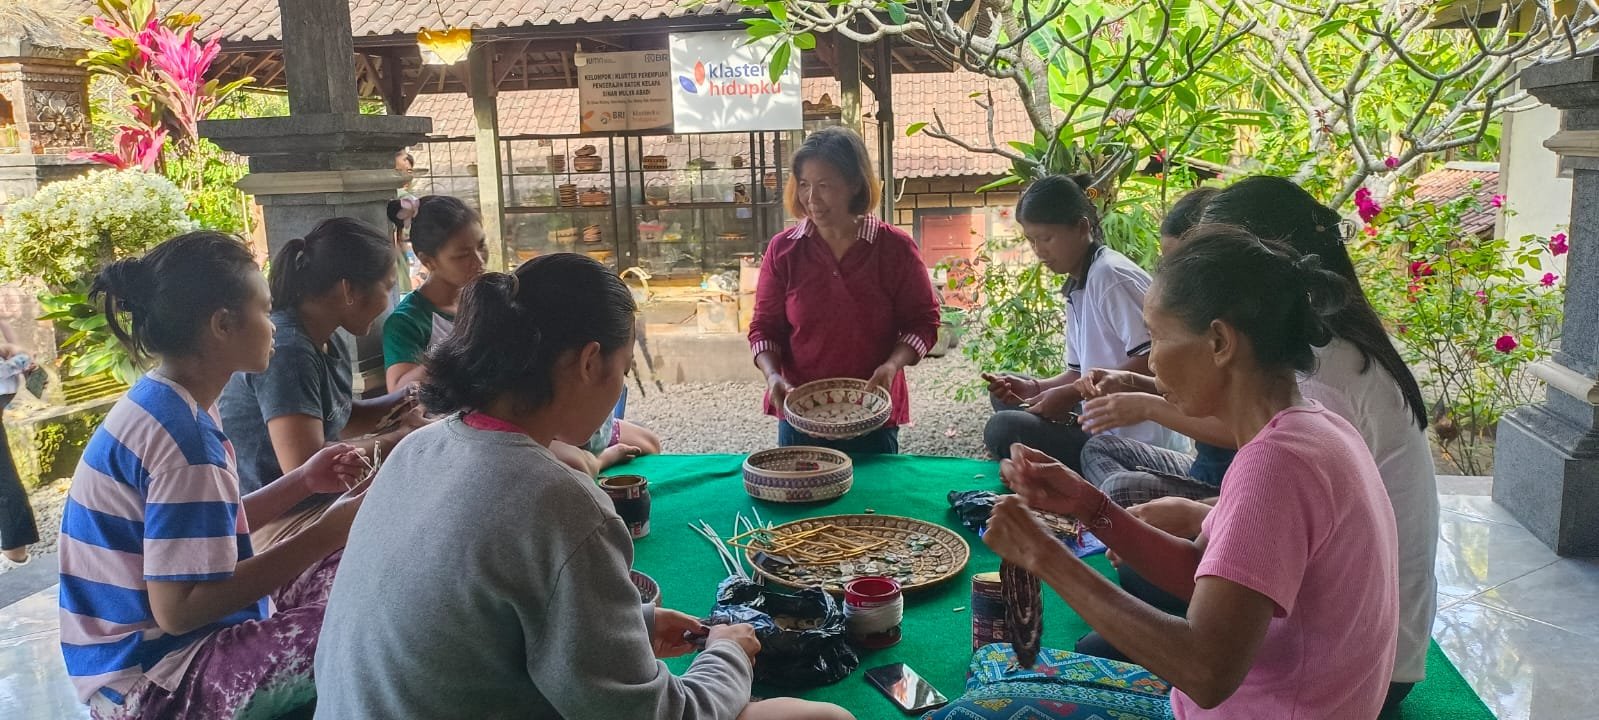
[876,38,895,223]
[839,38,862,135]
[468,42,506,272]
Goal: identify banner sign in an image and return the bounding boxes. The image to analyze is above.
[575,51,673,132]
[668,30,803,132]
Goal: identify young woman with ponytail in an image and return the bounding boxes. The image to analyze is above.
[958,226,1399,719]
[316,253,851,720]
[218,217,421,495]
[58,232,370,719]
[981,174,1189,471]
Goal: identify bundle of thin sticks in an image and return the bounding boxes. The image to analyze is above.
[726,523,888,565]
[1001,560,1043,668]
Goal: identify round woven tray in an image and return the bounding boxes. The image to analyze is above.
[783,378,892,440]
[744,514,970,595]
[742,446,853,503]
[630,569,661,606]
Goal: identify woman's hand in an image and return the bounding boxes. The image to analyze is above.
[1023,385,1078,422]
[1127,497,1213,540]
[1080,392,1164,433]
[982,372,1037,406]
[298,444,368,494]
[651,608,709,659]
[1077,368,1146,399]
[310,476,374,550]
[767,372,795,410]
[707,622,762,662]
[866,362,899,395]
[983,495,1070,576]
[999,444,1101,518]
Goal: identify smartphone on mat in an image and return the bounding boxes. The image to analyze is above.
[865,663,948,715]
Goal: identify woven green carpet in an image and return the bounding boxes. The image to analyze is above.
[625,454,1492,720]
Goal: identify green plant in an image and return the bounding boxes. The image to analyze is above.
[1354,183,1565,474]
[0,168,194,289]
[38,286,144,384]
[951,234,1067,398]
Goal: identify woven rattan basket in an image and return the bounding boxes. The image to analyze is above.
[742,514,970,595]
[742,446,853,503]
[783,378,892,440]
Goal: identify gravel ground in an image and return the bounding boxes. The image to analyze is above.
[1,352,996,577]
[625,351,995,458]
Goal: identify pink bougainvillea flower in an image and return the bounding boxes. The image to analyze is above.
[1542,272,1560,287]
[1490,194,1506,208]
[1355,187,1382,224]
[1475,289,1488,304]
[1385,156,1400,169]
[1408,260,1435,278]
[1364,225,1378,237]
[1550,233,1569,256]
[1495,334,1519,353]
[1406,282,1423,301]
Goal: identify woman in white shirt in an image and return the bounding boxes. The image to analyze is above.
[982,174,1188,470]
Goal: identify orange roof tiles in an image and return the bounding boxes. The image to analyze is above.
[164,0,740,44]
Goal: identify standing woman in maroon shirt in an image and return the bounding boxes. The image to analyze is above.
[748,127,941,454]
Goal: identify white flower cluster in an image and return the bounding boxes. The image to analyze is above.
[0,169,196,288]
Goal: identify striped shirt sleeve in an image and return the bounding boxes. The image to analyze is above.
[143,464,244,582]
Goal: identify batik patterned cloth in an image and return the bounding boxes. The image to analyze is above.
[88,550,342,720]
[924,644,1174,720]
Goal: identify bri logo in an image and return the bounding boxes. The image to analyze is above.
[677,60,785,96]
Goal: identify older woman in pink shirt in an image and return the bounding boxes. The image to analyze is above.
[748,127,940,454]
[939,225,1399,720]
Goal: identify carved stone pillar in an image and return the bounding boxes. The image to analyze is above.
[1492,57,1599,557]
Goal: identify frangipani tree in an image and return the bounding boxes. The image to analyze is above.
[741,0,1599,206]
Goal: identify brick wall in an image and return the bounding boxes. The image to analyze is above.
[889,174,1023,266]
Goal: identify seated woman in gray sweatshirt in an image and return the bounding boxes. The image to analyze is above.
[313,253,852,720]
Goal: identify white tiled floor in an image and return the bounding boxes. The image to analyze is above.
[2,485,1597,719]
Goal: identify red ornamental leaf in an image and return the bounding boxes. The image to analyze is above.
[695,61,706,86]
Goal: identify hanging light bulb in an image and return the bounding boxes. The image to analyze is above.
[418,28,473,65]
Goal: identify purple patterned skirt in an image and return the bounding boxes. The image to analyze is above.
[90,550,343,720]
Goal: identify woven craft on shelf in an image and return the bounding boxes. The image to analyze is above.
[557,183,579,207]
[645,177,671,206]
[741,514,970,595]
[574,144,599,157]
[579,190,610,207]
[742,446,853,503]
[574,155,603,172]
[718,232,748,244]
[630,570,661,606]
[582,224,603,243]
[783,378,892,440]
[763,171,780,190]
[550,227,579,243]
[546,155,566,173]
[642,155,670,170]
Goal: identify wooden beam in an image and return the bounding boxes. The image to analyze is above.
[839,39,862,134]
[468,44,506,272]
[496,40,533,86]
[877,37,895,222]
[374,49,414,115]
[243,52,280,80]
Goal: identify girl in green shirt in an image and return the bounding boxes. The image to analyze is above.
[384,195,660,475]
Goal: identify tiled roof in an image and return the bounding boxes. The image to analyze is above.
[162,0,740,44]
[1412,162,1500,238]
[408,71,1030,178]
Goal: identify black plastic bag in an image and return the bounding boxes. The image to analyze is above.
[704,577,859,688]
[948,489,1003,533]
